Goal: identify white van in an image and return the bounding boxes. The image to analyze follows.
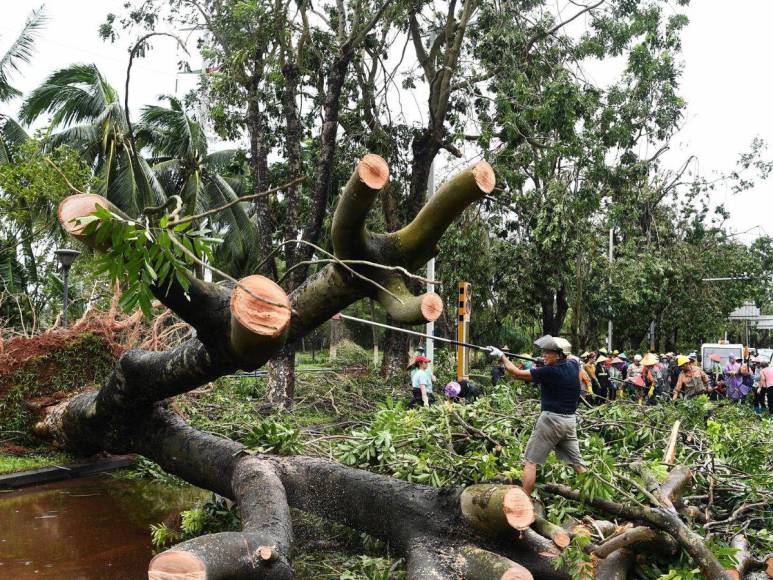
[700,343,744,372]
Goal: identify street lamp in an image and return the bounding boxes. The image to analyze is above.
[55,248,80,327]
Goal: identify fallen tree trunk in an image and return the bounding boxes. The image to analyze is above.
[35,150,754,579]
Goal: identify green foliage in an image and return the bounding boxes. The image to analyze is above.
[0,131,94,325]
[77,205,220,317]
[0,6,46,102]
[337,555,404,580]
[121,456,185,486]
[150,522,178,549]
[333,339,371,367]
[553,534,594,580]
[151,493,241,549]
[243,417,304,455]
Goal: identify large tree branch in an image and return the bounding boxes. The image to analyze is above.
[396,160,495,268]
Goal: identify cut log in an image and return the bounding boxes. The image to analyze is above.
[148,532,292,580]
[229,275,291,361]
[58,193,127,249]
[460,484,535,536]
[532,516,571,549]
[420,292,444,322]
[148,550,206,580]
[460,546,534,580]
[331,153,390,259]
[663,420,681,465]
[257,546,275,561]
[472,160,497,193]
[596,548,634,580]
[726,535,751,580]
[375,274,445,324]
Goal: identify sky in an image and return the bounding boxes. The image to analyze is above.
[0,0,771,244]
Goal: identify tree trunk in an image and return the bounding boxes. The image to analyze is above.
[265,60,304,408]
[246,94,277,280]
[380,316,411,379]
[266,345,296,409]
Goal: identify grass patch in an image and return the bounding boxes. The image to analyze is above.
[0,451,73,474]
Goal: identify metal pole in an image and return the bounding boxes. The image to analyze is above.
[425,158,436,367]
[607,227,613,352]
[62,266,70,327]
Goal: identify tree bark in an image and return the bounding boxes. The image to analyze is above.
[266,345,296,409]
[246,94,277,280]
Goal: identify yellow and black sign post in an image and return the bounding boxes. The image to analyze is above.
[457,281,472,380]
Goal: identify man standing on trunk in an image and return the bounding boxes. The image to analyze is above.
[487,335,586,495]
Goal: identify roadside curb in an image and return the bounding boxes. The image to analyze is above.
[0,454,136,489]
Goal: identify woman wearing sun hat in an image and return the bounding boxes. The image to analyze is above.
[641,353,660,404]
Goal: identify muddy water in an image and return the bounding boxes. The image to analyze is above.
[0,474,205,579]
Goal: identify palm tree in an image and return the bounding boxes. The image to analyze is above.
[19,63,165,215]
[0,6,46,103]
[137,95,256,274]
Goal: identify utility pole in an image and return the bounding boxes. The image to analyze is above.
[607,227,614,352]
[425,158,436,368]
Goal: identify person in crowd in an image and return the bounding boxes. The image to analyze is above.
[609,357,624,399]
[491,361,507,387]
[444,380,462,401]
[409,355,435,407]
[740,363,755,405]
[577,358,594,405]
[667,353,681,392]
[641,353,661,403]
[581,352,600,396]
[488,335,586,495]
[625,354,645,402]
[672,355,709,400]
[617,353,629,379]
[758,359,773,417]
[724,355,744,402]
[658,354,673,397]
[594,355,611,402]
[459,379,482,402]
[753,358,767,413]
[707,353,725,401]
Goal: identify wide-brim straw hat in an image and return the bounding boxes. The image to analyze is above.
[641,353,659,366]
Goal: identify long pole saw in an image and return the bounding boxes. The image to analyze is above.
[337,313,538,363]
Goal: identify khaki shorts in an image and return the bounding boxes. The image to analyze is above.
[524,411,584,466]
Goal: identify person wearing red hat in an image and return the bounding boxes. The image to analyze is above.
[409,355,435,408]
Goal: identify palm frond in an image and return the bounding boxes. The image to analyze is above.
[0,6,47,102]
[204,173,256,275]
[0,116,31,163]
[20,63,118,127]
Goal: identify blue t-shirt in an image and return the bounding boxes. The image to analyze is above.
[411,368,433,393]
[529,358,581,414]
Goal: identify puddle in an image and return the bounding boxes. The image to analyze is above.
[0,473,205,579]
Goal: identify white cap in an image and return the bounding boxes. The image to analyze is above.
[633,354,642,362]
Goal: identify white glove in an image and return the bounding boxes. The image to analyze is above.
[487,346,505,359]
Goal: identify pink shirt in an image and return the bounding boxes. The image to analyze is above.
[761,367,773,387]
